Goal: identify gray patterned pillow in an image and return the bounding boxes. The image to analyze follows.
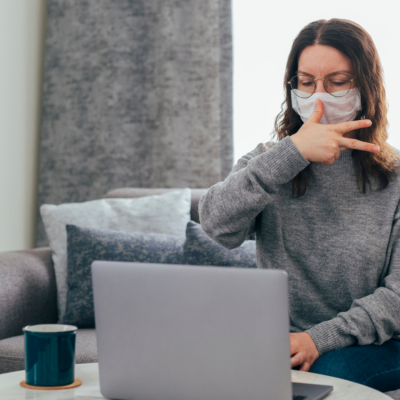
[63,224,185,328]
[183,221,257,268]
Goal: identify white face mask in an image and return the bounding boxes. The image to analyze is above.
[290,87,362,125]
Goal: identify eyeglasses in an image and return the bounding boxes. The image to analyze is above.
[288,73,355,98]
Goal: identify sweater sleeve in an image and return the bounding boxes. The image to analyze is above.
[306,201,400,357]
[198,135,310,250]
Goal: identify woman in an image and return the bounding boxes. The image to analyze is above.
[198,18,400,394]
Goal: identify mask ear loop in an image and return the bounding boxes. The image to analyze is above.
[358,89,365,120]
[349,87,363,120]
[349,78,363,119]
[356,88,364,120]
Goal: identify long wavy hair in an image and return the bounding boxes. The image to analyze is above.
[270,18,400,198]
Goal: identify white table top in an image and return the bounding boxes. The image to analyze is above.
[0,363,391,399]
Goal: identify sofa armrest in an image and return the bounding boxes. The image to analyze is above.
[0,247,57,340]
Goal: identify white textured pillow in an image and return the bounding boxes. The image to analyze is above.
[40,188,191,322]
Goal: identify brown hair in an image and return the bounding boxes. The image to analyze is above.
[270,18,400,198]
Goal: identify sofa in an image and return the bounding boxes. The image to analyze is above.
[0,187,214,374]
[2,186,399,400]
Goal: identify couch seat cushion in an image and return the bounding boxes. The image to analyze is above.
[0,329,97,374]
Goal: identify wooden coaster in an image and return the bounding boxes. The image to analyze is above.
[20,378,82,390]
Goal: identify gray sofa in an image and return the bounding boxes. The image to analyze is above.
[0,187,211,374]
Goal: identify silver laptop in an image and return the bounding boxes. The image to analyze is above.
[92,261,333,400]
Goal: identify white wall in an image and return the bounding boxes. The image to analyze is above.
[0,0,47,252]
[232,0,400,163]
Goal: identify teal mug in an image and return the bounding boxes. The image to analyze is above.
[23,324,78,387]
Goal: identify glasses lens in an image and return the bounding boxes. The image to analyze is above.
[291,75,315,98]
[325,73,352,97]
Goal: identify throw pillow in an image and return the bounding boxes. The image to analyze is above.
[63,224,185,328]
[183,221,257,268]
[40,188,191,322]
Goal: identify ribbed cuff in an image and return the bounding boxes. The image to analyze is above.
[249,136,310,187]
[305,318,357,357]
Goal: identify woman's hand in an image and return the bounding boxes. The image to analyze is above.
[290,332,320,372]
[290,99,379,165]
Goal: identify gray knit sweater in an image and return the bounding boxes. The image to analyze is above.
[198,135,400,357]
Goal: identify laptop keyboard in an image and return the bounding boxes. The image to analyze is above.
[293,396,307,400]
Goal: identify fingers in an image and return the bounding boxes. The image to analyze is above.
[291,353,304,368]
[299,363,311,372]
[307,99,324,124]
[291,354,314,372]
[338,137,380,153]
[335,119,372,135]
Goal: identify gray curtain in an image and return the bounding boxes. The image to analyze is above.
[36,0,233,247]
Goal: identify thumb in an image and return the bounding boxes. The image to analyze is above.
[307,99,324,124]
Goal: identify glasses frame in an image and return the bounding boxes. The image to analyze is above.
[288,73,355,98]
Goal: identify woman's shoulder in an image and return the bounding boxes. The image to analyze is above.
[385,145,400,179]
[392,146,400,164]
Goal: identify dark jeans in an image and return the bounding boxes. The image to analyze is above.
[293,339,400,393]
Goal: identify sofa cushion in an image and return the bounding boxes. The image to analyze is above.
[40,188,191,322]
[183,221,257,268]
[103,187,208,225]
[62,224,185,328]
[0,329,97,374]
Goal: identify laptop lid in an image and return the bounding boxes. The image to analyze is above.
[92,261,293,400]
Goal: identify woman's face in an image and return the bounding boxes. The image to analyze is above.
[296,44,358,139]
[297,44,355,94]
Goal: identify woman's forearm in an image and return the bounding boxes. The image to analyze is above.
[199,136,310,249]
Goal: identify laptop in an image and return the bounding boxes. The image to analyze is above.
[92,261,333,400]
